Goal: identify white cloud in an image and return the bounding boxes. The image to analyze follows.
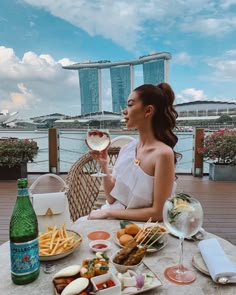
[22,0,227,50]
[205,55,236,81]
[0,46,79,118]
[180,17,236,36]
[173,52,192,65]
[176,88,208,104]
[225,49,236,56]
[220,0,236,9]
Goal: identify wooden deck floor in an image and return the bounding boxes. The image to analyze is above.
[1,174,236,246]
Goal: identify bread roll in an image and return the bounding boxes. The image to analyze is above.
[53,265,81,279]
[61,277,89,295]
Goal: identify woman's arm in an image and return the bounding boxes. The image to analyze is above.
[89,148,175,221]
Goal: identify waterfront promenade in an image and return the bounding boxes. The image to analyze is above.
[1,174,236,246]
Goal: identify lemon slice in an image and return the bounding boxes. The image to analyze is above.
[174,202,194,212]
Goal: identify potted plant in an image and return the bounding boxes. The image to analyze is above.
[198,128,236,181]
[0,137,38,180]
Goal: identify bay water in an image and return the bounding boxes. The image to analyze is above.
[0,129,196,173]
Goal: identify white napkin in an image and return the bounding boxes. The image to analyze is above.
[198,238,236,283]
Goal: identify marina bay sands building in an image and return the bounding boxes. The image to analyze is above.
[63,52,171,115]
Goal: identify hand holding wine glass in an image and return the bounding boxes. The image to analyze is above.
[163,193,203,284]
[85,129,110,177]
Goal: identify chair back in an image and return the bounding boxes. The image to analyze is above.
[110,135,134,148]
[65,147,121,221]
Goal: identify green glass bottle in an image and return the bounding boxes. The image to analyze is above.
[9,178,40,285]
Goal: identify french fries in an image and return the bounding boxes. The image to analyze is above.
[38,224,82,256]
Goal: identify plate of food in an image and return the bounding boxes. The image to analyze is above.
[116,262,162,294]
[114,221,168,253]
[38,225,82,261]
[53,252,110,294]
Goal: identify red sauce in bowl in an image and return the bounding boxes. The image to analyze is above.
[96,279,115,290]
[92,243,108,249]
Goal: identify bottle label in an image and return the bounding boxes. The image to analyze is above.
[10,238,40,276]
[18,188,28,196]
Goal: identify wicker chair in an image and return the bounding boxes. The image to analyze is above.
[65,147,121,221]
[110,135,134,148]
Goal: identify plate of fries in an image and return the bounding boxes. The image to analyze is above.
[39,225,82,261]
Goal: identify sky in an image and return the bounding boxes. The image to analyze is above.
[0,0,236,119]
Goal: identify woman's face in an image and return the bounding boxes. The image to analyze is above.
[123,91,146,129]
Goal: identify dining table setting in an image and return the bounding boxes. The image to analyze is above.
[1,218,236,294]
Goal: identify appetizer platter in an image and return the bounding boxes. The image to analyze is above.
[53,242,162,295]
[39,225,82,261]
[118,263,162,294]
[114,220,168,253]
[53,252,114,295]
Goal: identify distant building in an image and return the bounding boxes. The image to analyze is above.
[175,101,236,121]
[143,59,166,84]
[54,111,122,129]
[63,52,171,115]
[31,113,65,122]
[79,68,101,114]
[110,65,134,113]
[0,110,19,125]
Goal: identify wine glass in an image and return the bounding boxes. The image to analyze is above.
[85,129,110,177]
[163,193,203,284]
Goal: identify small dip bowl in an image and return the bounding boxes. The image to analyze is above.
[89,240,111,253]
[90,272,121,295]
[87,230,110,241]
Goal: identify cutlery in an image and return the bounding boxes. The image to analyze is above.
[186,227,206,241]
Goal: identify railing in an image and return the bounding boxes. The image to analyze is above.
[44,128,204,175]
[0,128,203,175]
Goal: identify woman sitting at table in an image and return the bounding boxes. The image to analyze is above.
[77,83,179,223]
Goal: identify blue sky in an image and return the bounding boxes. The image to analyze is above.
[0,0,236,118]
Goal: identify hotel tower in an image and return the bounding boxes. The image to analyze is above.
[63,52,171,115]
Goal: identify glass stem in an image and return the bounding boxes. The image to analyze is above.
[97,162,102,175]
[177,237,185,274]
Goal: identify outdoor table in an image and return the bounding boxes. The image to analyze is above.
[0,219,235,294]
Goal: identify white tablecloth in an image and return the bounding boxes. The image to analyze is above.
[1,220,236,295]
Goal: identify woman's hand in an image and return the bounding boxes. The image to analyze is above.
[88,209,109,220]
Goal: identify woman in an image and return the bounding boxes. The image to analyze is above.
[89,83,179,222]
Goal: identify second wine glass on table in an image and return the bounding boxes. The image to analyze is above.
[163,193,203,285]
[85,129,110,177]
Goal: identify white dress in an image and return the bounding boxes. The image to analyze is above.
[71,139,176,226]
[101,139,154,210]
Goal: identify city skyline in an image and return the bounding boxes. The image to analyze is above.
[65,52,170,114]
[0,1,236,119]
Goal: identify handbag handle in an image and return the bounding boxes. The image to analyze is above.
[29,173,68,192]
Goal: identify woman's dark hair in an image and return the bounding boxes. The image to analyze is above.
[133,83,181,164]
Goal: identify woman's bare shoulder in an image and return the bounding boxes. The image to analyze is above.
[154,141,173,156]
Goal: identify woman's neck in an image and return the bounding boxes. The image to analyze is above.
[138,130,156,147]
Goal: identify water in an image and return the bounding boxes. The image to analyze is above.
[163,198,203,238]
[0,129,194,173]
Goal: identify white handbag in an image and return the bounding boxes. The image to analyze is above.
[29,173,72,232]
